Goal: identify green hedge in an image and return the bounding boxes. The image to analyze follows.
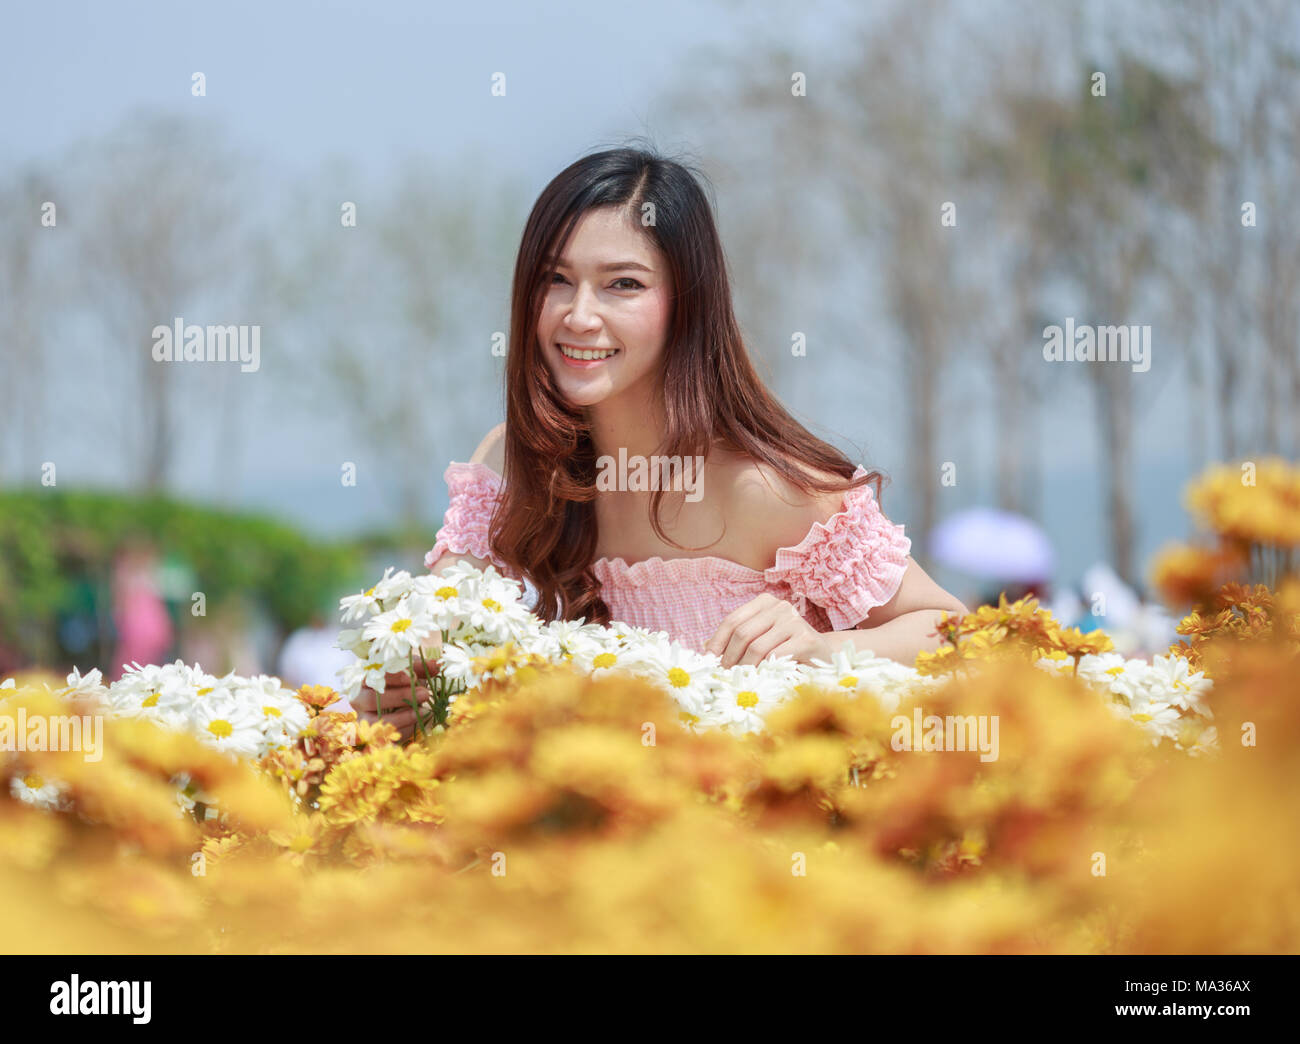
[0,488,372,665]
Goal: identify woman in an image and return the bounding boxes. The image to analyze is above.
[359,146,967,736]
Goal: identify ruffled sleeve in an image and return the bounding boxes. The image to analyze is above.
[424,462,519,579]
[763,472,911,630]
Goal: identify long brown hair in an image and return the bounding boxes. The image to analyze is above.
[491,144,885,624]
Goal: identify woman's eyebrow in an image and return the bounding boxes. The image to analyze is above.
[549,257,654,273]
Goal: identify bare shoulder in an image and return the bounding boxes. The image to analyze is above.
[469,422,506,475]
[717,454,850,558]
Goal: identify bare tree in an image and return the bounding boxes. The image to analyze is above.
[1171,0,1300,460]
[1006,55,1214,584]
[71,111,248,490]
[0,168,52,480]
[263,152,527,526]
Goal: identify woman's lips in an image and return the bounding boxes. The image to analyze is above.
[557,343,619,368]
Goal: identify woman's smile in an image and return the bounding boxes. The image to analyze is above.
[557,342,621,367]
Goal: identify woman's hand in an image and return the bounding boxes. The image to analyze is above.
[704,593,833,667]
[353,635,442,742]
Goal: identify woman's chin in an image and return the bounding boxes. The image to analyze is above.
[550,374,614,408]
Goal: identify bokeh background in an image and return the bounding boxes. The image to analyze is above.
[2,0,1297,679]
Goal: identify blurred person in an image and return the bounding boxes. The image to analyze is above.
[976,577,1050,609]
[176,598,267,677]
[278,611,354,711]
[109,542,173,679]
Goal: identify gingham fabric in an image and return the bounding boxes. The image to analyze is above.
[424,461,912,653]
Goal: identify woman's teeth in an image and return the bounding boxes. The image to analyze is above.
[559,344,618,360]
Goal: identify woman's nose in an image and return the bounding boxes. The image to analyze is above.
[564,283,602,329]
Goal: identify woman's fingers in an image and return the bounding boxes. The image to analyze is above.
[359,704,421,740]
[355,684,436,742]
[355,682,434,715]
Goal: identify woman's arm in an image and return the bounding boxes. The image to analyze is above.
[426,421,507,577]
[829,555,969,661]
[708,556,970,668]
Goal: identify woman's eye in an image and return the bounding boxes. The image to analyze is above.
[548,272,643,291]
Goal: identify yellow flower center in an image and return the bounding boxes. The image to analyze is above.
[207,719,234,738]
[1131,712,1153,723]
[197,687,214,695]
[390,618,412,633]
[592,652,617,669]
[838,676,858,688]
[142,693,160,707]
[481,598,500,611]
[667,667,690,688]
[679,710,699,725]
[289,834,314,853]
[736,690,759,708]
[436,586,457,599]
[263,706,282,717]
[364,586,376,597]
[1105,666,1125,676]
[23,773,43,789]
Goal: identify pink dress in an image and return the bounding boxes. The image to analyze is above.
[425,461,912,653]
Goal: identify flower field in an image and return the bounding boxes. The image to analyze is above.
[2,461,1298,954]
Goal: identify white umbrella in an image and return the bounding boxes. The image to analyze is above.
[928,507,1054,582]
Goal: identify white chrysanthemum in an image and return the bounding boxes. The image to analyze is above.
[534,618,608,663]
[406,574,472,631]
[1123,699,1183,745]
[192,699,266,758]
[1183,724,1219,758]
[710,665,791,734]
[10,771,66,811]
[61,666,109,703]
[1146,654,1213,713]
[337,657,390,701]
[362,598,439,662]
[606,621,672,645]
[446,590,535,645]
[800,645,929,713]
[515,628,564,662]
[339,567,413,622]
[1076,653,1149,705]
[1034,654,1079,679]
[438,641,497,688]
[91,660,309,759]
[107,661,200,718]
[635,642,723,722]
[233,675,311,751]
[334,627,374,659]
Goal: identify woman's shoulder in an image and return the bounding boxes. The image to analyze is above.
[468,422,506,475]
[716,453,857,562]
[442,424,506,501]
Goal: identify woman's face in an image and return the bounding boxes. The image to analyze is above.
[538,206,672,410]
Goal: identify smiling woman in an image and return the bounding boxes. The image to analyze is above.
[357,144,967,738]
